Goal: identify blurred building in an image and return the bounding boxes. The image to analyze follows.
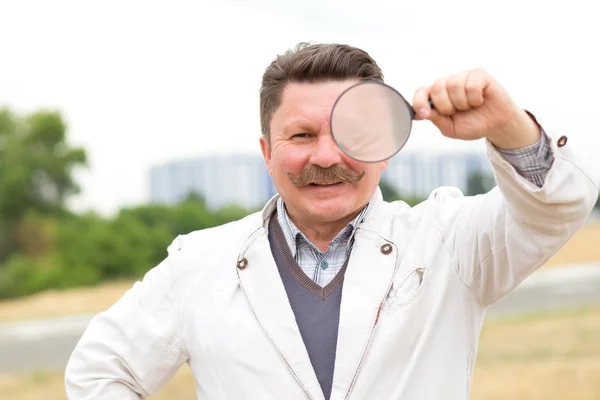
[382,151,493,198]
[148,154,276,210]
[148,151,492,210]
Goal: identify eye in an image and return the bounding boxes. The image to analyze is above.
[290,133,313,140]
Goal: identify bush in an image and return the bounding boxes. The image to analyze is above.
[0,197,255,299]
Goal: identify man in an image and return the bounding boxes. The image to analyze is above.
[65,43,598,399]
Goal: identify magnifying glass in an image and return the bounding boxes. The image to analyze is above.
[330,80,433,163]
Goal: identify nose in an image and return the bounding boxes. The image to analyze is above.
[309,131,344,168]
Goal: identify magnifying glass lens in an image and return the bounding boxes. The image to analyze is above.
[330,81,414,163]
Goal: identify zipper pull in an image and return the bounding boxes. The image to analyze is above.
[375,304,383,325]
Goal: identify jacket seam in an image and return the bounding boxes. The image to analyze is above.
[466,243,507,289]
[434,223,483,308]
[175,252,186,356]
[147,338,184,395]
[145,250,188,395]
[471,217,516,278]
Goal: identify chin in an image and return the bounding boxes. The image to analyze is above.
[306,201,356,221]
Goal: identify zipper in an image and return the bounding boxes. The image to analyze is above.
[237,270,317,400]
[343,302,385,399]
[343,235,399,399]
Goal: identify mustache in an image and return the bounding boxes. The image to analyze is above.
[288,165,366,187]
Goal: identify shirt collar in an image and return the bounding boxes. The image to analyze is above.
[276,196,370,257]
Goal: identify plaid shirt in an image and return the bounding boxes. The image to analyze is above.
[494,130,553,187]
[277,132,553,287]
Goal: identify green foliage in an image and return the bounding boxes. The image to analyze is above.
[0,108,87,263]
[466,170,496,196]
[0,109,86,217]
[379,179,426,207]
[379,180,401,202]
[0,195,255,299]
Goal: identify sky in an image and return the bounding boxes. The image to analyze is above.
[1,0,598,216]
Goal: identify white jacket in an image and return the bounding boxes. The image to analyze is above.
[65,131,598,400]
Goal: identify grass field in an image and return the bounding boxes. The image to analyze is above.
[1,307,598,399]
[544,222,600,267]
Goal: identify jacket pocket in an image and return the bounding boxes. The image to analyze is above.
[383,266,428,312]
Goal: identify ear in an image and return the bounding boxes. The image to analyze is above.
[259,135,273,175]
[380,160,389,171]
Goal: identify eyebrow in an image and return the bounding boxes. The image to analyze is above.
[282,119,320,135]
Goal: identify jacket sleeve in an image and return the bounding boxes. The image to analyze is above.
[64,236,188,399]
[436,123,599,308]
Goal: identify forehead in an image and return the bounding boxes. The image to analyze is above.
[271,80,359,132]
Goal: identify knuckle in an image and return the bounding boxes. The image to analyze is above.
[454,97,470,109]
[465,82,480,93]
[446,78,463,92]
[415,87,429,99]
[429,85,446,97]
[430,80,446,95]
[435,100,454,114]
[471,95,485,105]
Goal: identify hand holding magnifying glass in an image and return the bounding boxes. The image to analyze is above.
[331,69,539,162]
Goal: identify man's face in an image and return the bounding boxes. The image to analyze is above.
[260,80,388,225]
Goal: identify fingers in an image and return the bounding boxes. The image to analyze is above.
[416,69,491,117]
[429,76,452,115]
[412,87,432,120]
[465,69,487,107]
[446,72,470,111]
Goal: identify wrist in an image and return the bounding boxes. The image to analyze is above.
[487,108,541,150]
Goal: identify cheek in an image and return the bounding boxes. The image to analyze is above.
[342,156,383,178]
[345,159,385,191]
[361,167,383,186]
[273,148,308,176]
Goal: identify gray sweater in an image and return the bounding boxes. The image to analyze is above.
[268,215,350,400]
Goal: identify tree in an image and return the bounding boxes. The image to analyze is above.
[0,108,87,262]
[379,180,401,202]
[466,170,496,196]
